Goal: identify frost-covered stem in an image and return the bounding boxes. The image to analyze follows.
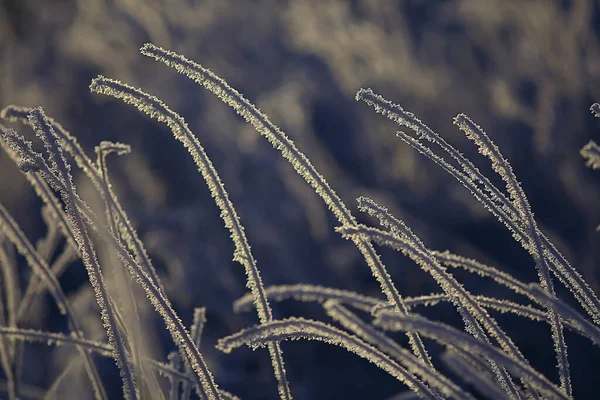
[2,124,220,399]
[138,43,433,370]
[441,351,512,400]
[233,284,383,313]
[217,318,475,400]
[89,76,291,400]
[356,89,600,327]
[96,141,157,397]
[374,313,567,400]
[454,114,570,396]
[0,203,108,400]
[353,198,527,396]
[25,108,139,399]
[1,105,166,295]
[181,308,207,400]
[323,301,443,400]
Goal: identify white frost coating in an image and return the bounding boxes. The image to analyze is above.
[345,199,525,399]
[25,108,139,400]
[4,122,222,400]
[374,313,568,400]
[0,324,236,400]
[233,284,383,313]
[89,75,291,400]
[217,317,473,400]
[356,88,600,329]
[323,301,447,400]
[1,105,167,296]
[181,307,208,400]
[454,114,570,396]
[138,43,433,371]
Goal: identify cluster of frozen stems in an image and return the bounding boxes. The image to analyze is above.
[1,43,600,399]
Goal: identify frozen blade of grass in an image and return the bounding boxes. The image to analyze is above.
[217,317,470,399]
[322,301,446,400]
[26,108,138,400]
[338,204,523,399]
[433,251,534,300]
[454,114,571,396]
[375,296,561,329]
[356,89,600,327]
[374,313,567,400]
[0,325,233,400]
[94,140,132,241]
[138,42,433,371]
[528,283,600,345]
[233,284,383,314]
[181,308,207,400]
[1,105,167,296]
[89,75,291,400]
[168,352,181,400]
[441,351,511,400]
[2,130,222,400]
[94,140,165,400]
[0,202,109,400]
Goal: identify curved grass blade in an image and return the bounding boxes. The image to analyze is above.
[25,108,138,399]
[217,318,475,400]
[338,207,522,399]
[454,114,571,396]
[322,301,443,400]
[1,105,167,296]
[0,326,236,399]
[374,313,567,400]
[2,128,222,400]
[138,42,433,370]
[89,75,291,400]
[356,89,600,328]
[0,202,108,400]
[441,351,511,400]
[234,284,383,314]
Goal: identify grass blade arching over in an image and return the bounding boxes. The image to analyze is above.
[89,75,292,400]
[138,42,433,370]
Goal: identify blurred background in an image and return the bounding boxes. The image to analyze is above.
[2,0,600,398]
